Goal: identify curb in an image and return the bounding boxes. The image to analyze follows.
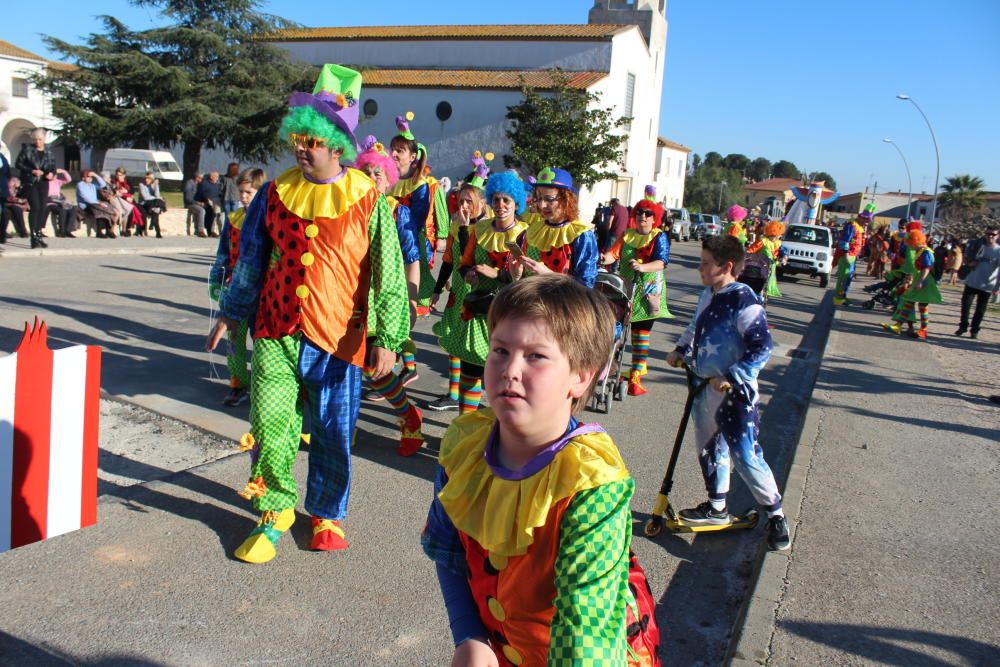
[726,291,838,666]
[1,245,213,259]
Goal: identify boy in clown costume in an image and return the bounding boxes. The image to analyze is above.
[432,169,529,414]
[354,134,426,455]
[423,274,660,666]
[515,168,598,288]
[832,205,871,305]
[724,205,749,245]
[389,112,451,382]
[603,195,672,396]
[209,167,266,407]
[205,64,409,563]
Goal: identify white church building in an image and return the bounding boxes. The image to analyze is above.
[259,0,683,211]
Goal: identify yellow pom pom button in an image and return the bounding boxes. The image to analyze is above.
[487,596,506,622]
[305,224,319,238]
[295,285,311,299]
[488,553,508,571]
[502,645,523,665]
[301,252,315,266]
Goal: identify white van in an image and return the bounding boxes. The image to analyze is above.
[102,149,183,182]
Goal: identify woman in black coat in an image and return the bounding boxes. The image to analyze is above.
[14,128,56,248]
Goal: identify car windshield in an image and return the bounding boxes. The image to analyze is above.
[157,161,180,172]
[668,209,684,220]
[784,226,830,245]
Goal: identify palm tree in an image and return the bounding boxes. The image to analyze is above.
[938,174,986,221]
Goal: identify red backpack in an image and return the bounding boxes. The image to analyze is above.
[626,550,661,666]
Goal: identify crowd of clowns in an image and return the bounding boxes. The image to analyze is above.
[202,64,793,665]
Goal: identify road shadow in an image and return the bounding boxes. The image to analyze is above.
[0,629,169,666]
[780,620,1000,666]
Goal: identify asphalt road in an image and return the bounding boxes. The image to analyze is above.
[0,238,830,666]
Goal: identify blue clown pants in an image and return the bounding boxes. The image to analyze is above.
[692,385,782,512]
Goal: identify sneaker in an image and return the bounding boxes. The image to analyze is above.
[426,395,459,411]
[678,501,731,526]
[363,388,386,402]
[398,367,420,387]
[767,515,790,551]
[223,387,249,406]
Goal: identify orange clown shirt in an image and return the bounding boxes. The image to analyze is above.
[218,166,409,365]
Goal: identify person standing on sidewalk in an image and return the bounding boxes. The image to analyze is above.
[221,162,241,229]
[183,172,206,236]
[14,128,55,248]
[666,235,789,550]
[955,227,1000,339]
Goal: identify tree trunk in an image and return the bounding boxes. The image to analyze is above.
[182,140,203,182]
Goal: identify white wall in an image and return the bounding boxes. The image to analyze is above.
[276,39,613,72]
[655,145,687,208]
[0,56,58,161]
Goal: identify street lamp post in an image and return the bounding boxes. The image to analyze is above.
[717,180,727,213]
[896,94,940,235]
[882,138,913,220]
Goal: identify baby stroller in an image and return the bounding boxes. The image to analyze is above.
[861,273,905,310]
[739,253,772,304]
[590,270,636,414]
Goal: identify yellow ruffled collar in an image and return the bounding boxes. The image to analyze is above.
[274,166,373,221]
[525,219,590,252]
[389,175,429,199]
[475,218,528,253]
[438,409,629,557]
[623,228,661,248]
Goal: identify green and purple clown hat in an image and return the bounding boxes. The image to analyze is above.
[465,150,494,189]
[280,64,362,162]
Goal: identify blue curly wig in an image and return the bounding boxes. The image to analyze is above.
[484,171,527,216]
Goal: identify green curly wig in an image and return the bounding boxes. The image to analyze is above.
[279,105,357,164]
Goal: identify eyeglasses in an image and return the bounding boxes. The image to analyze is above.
[636,210,654,217]
[289,133,327,150]
[538,195,560,204]
[986,232,998,237]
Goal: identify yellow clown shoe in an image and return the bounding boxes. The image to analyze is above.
[880,321,902,335]
[234,508,296,564]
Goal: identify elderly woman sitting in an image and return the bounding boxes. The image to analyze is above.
[76,169,120,238]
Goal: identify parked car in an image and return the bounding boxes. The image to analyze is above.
[102,148,184,185]
[692,213,723,240]
[666,207,691,242]
[778,223,833,288]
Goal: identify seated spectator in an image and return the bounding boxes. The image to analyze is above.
[183,172,206,236]
[137,171,166,238]
[77,169,119,238]
[46,167,78,237]
[108,168,144,235]
[196,170,222,237]
[2,175,30,242]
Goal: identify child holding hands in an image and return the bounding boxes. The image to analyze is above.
[423,274,659,666]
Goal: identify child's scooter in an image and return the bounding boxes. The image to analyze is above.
[643,363,759,536]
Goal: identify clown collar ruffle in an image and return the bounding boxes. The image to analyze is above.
[525,219,590,252]
[623,228,661,248]
[437,409,629,557]
[274,166,373,221]
[475,218,528,253]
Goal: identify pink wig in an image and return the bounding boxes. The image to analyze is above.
[727,204,747,222]
[354,135,400,188]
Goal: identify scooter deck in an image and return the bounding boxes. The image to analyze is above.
[643,501,759,537]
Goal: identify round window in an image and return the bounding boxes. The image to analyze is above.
[363,99,378,118]
[436,101,452,122]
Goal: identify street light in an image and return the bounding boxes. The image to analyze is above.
[717,180,727,213]
[896,94,940,234]
[882,138,913,220]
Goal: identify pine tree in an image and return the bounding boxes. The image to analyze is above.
[32,0,314,179]
[504,69,629,189]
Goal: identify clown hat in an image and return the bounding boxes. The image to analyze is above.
[534,167,575,193]
[857,202,876,222]
[644,184,657,201]
[727,204,747,222]
[465,151,494,189]
[286,64,362,152]
[354,134,400,188]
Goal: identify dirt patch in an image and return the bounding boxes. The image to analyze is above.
[99,399,234,491]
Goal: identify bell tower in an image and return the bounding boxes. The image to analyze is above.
[588,0,667,53]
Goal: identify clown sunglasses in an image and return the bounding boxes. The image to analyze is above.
[635,209,655,217]
[289,133,327,150]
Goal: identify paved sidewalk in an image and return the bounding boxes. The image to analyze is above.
[732,279,1000,666]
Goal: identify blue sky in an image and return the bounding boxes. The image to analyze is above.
[5,0,999,195]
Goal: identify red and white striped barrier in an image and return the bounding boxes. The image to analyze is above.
[0,319,101,553]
